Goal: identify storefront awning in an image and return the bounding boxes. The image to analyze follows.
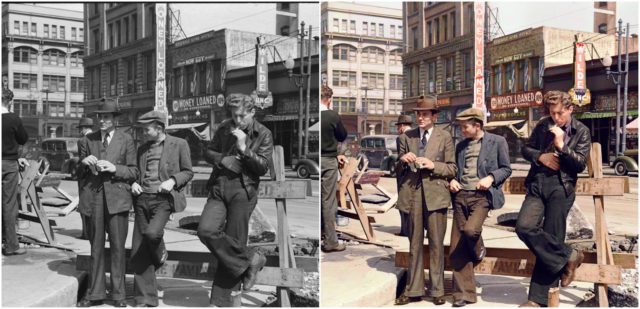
[262,115,298,122]
[575,110,639,119]
[485,120,529,138]
[484,120,525,128]
[166,122,208,131]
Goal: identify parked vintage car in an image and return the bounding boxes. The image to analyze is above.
[40,137,81,179]
[358,135,399,176]
[611,149,638,176]
[294,152,319,179]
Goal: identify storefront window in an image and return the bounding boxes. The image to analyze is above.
[517,60,526,92]
[505,62,514,93]
[531,57,541,89]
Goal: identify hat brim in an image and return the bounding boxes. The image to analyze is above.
[92,110,122,116]
[412,107,440,112]
[456,116,483,122]
[396,121,413,125]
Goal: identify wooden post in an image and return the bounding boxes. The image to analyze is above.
[19,160,56,244]
[548,287,560,307]
[273,146,292,307]
[337,157,376,241]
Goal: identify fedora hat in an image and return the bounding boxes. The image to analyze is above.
[93,98,121,116]
[395,115,413,126]
[412,95,439,113]
[78,117,94,128]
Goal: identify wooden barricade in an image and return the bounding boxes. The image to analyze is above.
[76,146,311,307]
[336,157,377,242]
[395,143,632,307]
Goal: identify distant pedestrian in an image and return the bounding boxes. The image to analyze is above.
[130,111,193,307]
[77,117,94,240]
[516,91,591,307]
[394,114,413,237]
[320,85,348,252]
[199,93,273,292]
[448,108,512,307]
[2,89,30,256]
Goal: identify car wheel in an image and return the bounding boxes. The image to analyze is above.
[614,161,628,176]
[297,166,310,179]
[388,161,396,177]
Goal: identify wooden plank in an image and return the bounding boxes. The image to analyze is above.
[52,187,79,216]
[272,146,291,307]
[548,287,560,307]
[346,180,375,241]
[369,183,398,213]
[258,181,307,199]
[35,175,64,188]
[395,251,621,284]
[394,246,636,269]
[355,173,382,185]
[354,159,368,184]
[589,143,611,307]
[337,209,376,223]
[502,176,625,196]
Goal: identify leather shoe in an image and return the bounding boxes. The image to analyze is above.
[2,248,26,256]
[76,298,103,307]
[321,242,346,253]
[135,303,156,307]
[394,295,422,305]
[113,299,127,307]
[432,296,446,306]
[453,299,468,307]
[518,300,541,307]
[561,249,584,287]
[243,251,267,290]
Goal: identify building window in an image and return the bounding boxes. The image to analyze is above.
[145,52,155,91]
[390,25,395,38]
[43,75,66,92]
[427,22,433,46]
[131,14,136,40]
[444,56,454,91]
[70,77,84,93]
[409,64,419,97]
[60,26,65,40]
[13,100,37,117]
[44,24,49,37]
[390,75,403,90]
[43,49,66,66]
[108,23,114,49]
[122,56,135,94]
[598,23,607,34]
[52,25,57,39]
[398,26,403,39]
[341,19,347,33]
[379,24,384,37]
[365,98,384,114]
[505,62,514,93]
[333,97,356,113]
[13,73,37,90]
[333,18,339,32]
[389,49,402,65]
[69,102,84,118]
[31,23,36,36]
[531,57,541,89]
[411,27,418,50]
[116,21,121,46]
[362,72,385,89]
[332,44,356,62]
[198,62,206,95]
[13,47,37,64]
[362,47,384,64]
[434,18,440,44]
[71,27,77,40]
[427,61,436,94]
[463,51,473,89]
[599,2,607,7]
[93,29,100,53]
[350,20,356,34]
[443,15,448,41]
[369,23,375,37]
[389,99,402,115]
[362,22,368,35]
[332,70,356,87]
[79,27,84,41]
[451,12,456,38]
[492,65,502,96]
[45,101,65,118]
[109,62,118,95]
[186,65,196,96]
[91,67,101,99]
[517,60,526,92]
[147,6,156,38]
[22,21,28,36]
[14,21,20,35]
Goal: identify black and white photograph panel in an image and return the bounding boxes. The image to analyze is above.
[2,2,319,307]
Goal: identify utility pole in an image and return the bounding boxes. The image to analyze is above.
[297,21,305,160]
[304,24,312,156]
[615,19,622,156]
[622,22,630,152]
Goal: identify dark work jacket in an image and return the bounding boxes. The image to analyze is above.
[522,116,591,195]
[454,132,512,209]
[205,119,273,190]
[136,135,194,213]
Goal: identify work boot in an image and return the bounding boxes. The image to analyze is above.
[561,249,584,287]
[243,251,267,290]
[2,248,26,256]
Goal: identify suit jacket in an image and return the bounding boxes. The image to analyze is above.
[78,129,138,216]
[205,119,273,189]
[454,132,512,209]
[136,135,194,213]
[397,126,457,213]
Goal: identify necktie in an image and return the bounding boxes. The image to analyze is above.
[421,131,428,146]
[103,133,109,149]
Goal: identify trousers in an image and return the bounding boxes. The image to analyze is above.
[2,160,20,253]
[320,156,340,248]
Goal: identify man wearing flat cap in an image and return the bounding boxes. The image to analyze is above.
[396,96,456,306]
[129,110,193,307]
[447,108,511,307]
[77,99,138,308]
[200,93,273,292]
[77,117,95,240]
[394,114,413,237]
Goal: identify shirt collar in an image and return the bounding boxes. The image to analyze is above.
[419,127,433,139]
[1,106,9,114]
[320,104,329,111]
[102,128,114,139]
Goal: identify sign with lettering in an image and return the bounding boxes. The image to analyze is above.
[256,41,269,96]
[492,29,533,46]
[474,2,486,119]
[594,92,638,111]
[490,90,543,110]
[176,55,216,67]
[171,94,223,113]
[436,97,450,107]
[494,51,534,65]
[155,3,167,117]
[571,42,591,106]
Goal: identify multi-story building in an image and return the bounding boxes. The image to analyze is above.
[402,2,477,144]
[2,3,85,140]
[321,2,404,138]
[594,1,617,34]
[83,3,161,140]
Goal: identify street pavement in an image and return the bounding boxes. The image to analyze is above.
[2,169,319,307]
[321,164,638,307]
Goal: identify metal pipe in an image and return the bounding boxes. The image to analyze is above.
[622,22,629,152]
[304,24,312,156]
[297,21,305,161]
[615,19,622,156]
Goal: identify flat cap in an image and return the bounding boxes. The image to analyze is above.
[455,108,485,122]
[137,110,167,127]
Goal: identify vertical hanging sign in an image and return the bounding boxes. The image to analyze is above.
[252,36,273,109]
[474,2,486,119]
[570,42,591,106]
[155,3,167,113]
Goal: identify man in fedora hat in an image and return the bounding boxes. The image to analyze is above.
[200,93,272,292]
[2,88,30,256]
[447,108,512,307]
[395,95,456,306]
[77,117,95,240]
[130,110,193,307]
[394,114,413,237]
[77,99,138,307]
